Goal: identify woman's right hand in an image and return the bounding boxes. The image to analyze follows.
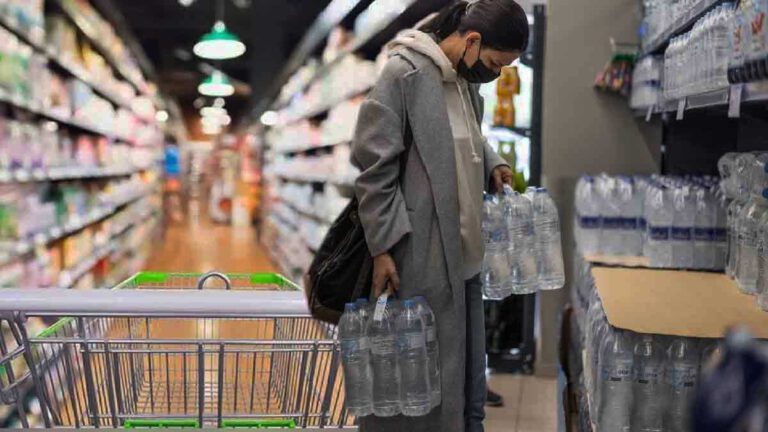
[372,253,400,298]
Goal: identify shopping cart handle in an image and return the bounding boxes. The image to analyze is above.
[0,289,310,316]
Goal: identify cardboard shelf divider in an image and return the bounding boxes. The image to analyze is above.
[592,266,768,339]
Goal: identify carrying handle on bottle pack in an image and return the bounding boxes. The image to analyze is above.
[197,271,232,290]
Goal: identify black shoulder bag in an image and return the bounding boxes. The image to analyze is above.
[304,121,412,325]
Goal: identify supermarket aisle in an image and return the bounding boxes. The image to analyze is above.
[144,213,275,274]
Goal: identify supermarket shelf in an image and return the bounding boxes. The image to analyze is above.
[641,0,723,56]
[280,198,338,225]
[270,0,421,111]
[0,165,148,184]
[279,84,372,125]
[649,81,768,116]
[584,254,651,268]
[592,266,768,338]
[0,187,153,267]
[0,13,147,124]
[485,125,531,142]
[52,0,148,98]
[0,88,135,143]
[273,139,350,156]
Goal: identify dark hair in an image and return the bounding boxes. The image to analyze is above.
[422,0,529,52]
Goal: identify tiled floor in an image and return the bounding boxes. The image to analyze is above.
[486,374,558,432]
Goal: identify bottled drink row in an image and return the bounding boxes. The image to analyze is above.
[718,152,768,310]
[647,0,768,104]
[641,0,719,51]
[575,257,721,432]
[575,174,727,270]
[339,297,440,418]
[481,185,565,299]
[662,3,733,100]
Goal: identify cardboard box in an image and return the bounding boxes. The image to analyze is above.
[593,266,768,339]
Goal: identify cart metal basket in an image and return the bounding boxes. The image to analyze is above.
[0,272,353,428]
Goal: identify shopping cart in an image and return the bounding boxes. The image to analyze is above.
[0,271,353,428]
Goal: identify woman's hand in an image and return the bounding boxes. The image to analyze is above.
[372,253,400,298]
[490,165,515,193]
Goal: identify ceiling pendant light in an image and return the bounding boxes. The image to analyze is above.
[194,21,246,60]
[198,70,235,97]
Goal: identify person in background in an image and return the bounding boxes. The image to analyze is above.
[351,1,529,431]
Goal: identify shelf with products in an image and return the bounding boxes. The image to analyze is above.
[641,0,724,56]
[0,12,152,127]
[0,164,151,184]
[0,182,155,270]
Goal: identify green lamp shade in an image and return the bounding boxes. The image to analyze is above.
[198,71,235,97]
[194,21,246,60]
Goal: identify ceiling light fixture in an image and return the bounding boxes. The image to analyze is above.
[260,110,279,126]
[193,20,246,60]
[198,70,235,97]
[155,110,169,122]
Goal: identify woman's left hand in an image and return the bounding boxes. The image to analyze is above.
[490,165,515,193]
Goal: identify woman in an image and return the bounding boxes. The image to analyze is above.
[351,1,529,431]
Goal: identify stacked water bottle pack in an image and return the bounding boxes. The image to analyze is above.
[575,174,727,270]
[339,296,441,418]
[718,152,768,311]
[575,257,723,432]
[481,185,565,299]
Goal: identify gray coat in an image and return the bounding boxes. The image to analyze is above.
[351,48,507,432]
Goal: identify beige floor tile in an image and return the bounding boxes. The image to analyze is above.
[516,376,558,432]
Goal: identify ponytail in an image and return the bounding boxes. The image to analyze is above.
[421,1,469,40]
[421,0,529,52]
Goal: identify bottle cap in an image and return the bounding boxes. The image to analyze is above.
[403,299,416,307]
[413,295,425,302]
[356,298,368,305]
[537,187,548,193]
[344,303,357,312]
[483,193,495,202]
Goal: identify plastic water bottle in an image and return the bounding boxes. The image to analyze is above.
[735,170,768,294]
[693,187,716,269]
[482,194,511,298]
[369,300,401,416]
[645,184,673,268]
[598,176,622,255]
[713,187,729,270]
[575,176,602,255]
[356,298,371,325]
[532,188,565,290]
[665,338,699,432]
[756,203,768,311]
[632,335,664,432]
[413,296,440,408]
[396,299,431,416]
[339,303,373,417]
[618,177,643,256]
[671,186,695,269]
[597,329,634,432]
[501,186,538,295]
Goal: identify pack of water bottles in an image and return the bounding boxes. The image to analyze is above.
[480,185,565,299]
[575,174,728,270]
[718,152,768,311]
[338,296,440,418]
[575,257,723,432]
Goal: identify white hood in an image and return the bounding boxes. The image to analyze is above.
[387,29,457,82]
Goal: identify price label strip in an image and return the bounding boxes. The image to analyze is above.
[728,84,744,118]
[373,292,390,322]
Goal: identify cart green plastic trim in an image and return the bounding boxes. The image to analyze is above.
[132,271,169,285]
[220,419,296,428]
[249,273,282,286]
[37,317,74,338]
[123,419,200,428]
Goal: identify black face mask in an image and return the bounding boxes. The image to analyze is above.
[457,43,499,83]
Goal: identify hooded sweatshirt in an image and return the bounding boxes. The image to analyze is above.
[388,29,486,280]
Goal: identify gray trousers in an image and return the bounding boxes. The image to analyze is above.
[465,275,486,432]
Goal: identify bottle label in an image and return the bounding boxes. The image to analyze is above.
[667,366,698,389]
[341,337,370,355]
[648,226,670,241]
[374,293,389,322]
[600,359,633,382]
[578,215,601,229]
[371,336,396,355]
[671,227,692,241]
[715,228,727,243]
[619,217,638,230]
[635,365,662,384]
[602,217,622,230]
[694,227,715,242]
[751,8,767,59]
[397,333,426,350]
[426,328,437,343]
